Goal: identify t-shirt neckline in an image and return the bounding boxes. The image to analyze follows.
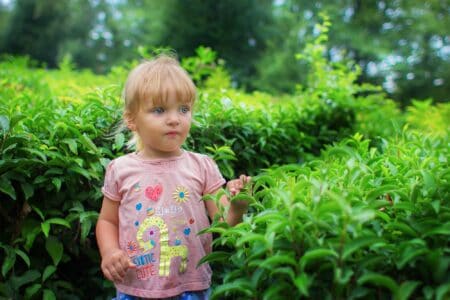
[130,150,187,164]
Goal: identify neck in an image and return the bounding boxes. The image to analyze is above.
[137,148,183,160]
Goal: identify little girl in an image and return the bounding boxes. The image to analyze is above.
[96,55,250,300]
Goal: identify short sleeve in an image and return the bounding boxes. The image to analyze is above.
[202,156,226,195]
[101,161,121,201]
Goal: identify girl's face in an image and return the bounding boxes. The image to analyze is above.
[128,90,192,159]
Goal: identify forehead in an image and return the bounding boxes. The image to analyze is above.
[141,90,192,108]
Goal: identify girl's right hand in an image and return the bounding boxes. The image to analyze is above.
[100,248,136,282]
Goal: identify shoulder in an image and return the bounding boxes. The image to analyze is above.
[104,153,140,174]
[107,153,135,166]
[184,150,222,176]
[183,151,215,166]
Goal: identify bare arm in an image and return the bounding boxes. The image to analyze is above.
[205,175,251,226]
[96,196,134,282]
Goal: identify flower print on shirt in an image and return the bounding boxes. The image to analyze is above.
[173,186,190,203]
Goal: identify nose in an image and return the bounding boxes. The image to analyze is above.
[166,111,180,126]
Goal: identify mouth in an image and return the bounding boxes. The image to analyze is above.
[166,131,179,137]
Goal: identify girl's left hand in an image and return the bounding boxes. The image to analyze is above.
[227,175,251,197]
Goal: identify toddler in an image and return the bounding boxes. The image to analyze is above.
[96,54,250,299]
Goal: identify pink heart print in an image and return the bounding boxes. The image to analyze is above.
[145,184,163,201]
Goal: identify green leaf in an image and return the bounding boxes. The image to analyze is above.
[10,114,26,128]
[294,273,311,296]
[42,265,56,282]
[114,133,125,150]
[396,247,428,269]
[41,222,50,238]
[45,236,63,266]
[15,249,30,267]
[366,185,398,201]
[43,288,56,300]
[31,205,45,221]
[394,281,419,300]
[1,247,16,277]
[25,283,42,299]
[20,182,34,200]
[11,270,40,290]
[80,133,98,153]
[41,218,71,238]
[63,139,78,154]
[211,279,253,300]
[334,267,354,286]
[197,251,230,267]
[436,283,450,300]
[46,218,70,228]
[79,211,98,223]
[0,176,16,200]
[421,170,437,194]
[357,272,398,293]
[343,236,384,260]
[262,285,285,300]
[52,178,62,192]
[388,221,417,237]
[230,192,255,204]
[68,165,91,179]
[259,254,297,269]
[300,248,338,270]
[424,222,450,237]
[80,219,92,242]
[236,233,266,247]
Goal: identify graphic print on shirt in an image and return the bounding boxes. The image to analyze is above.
[172,186,190,203]
[136,216,188,277]
[145,183,163,202]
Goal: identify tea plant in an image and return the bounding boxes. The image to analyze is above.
[0,50,359,298]
[1,26,447,299]
[202,132,449,299]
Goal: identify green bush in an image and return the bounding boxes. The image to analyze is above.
[1,30,447,299]
[203,132,449,299]
[0,49,358,298]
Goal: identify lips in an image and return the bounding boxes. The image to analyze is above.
[166,131,179,137]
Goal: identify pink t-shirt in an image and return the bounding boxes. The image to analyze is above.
[101,151,225,299]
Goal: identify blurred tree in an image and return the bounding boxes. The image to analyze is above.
[2,0,71,67]
[254,0,449,105]
[155,0,275,88]
[1,0,447,104]
[0,1,12,50]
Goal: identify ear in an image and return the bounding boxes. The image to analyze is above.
[124,111,136,131]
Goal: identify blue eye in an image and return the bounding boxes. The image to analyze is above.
[180,106,190,114]
[151,107,164,114]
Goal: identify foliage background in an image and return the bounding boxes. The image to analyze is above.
[0,0,448,106]
[0,1,449,300]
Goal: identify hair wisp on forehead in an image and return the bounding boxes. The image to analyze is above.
[123,55,196,114]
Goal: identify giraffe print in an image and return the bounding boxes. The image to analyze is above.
[136,216,188,277]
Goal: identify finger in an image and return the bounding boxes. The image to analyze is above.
[105,265,123,282]
[102,268,114,282]
[128,260,136,269]
[119,255,132,271]
[111,266,125,282]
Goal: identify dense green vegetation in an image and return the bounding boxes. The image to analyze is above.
[0,29,449,299]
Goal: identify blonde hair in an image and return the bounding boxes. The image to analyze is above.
[122,54,197,150]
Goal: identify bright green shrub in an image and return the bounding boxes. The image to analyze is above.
[406,100,450,138]
[0,68,123,298]
[1,26,445,299]
[0,50,358,299]
[202,132,449,299]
